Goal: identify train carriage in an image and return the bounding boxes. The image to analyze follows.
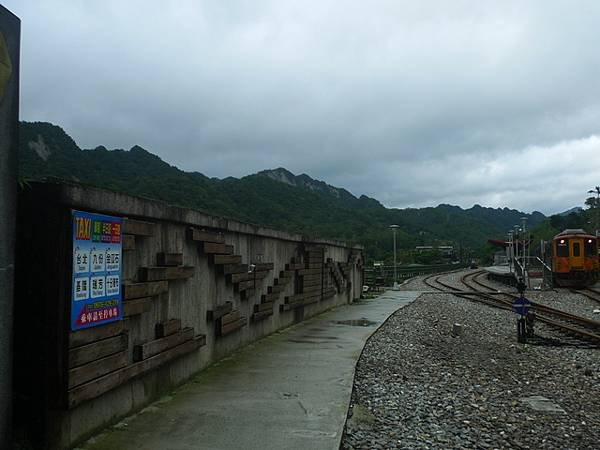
[552,229,599,287]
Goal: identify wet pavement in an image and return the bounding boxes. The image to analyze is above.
[81,291,419,450]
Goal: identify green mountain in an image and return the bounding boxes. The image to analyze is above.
[531,207,600,243]
[18,121,546,262]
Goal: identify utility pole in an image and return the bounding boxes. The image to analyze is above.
[389,225,399,289]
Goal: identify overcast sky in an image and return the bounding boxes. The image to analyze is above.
[6,0,600,214]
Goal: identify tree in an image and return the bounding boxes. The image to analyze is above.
[549,214,564,229]
[587,186,600,208]
[564,212,585,229]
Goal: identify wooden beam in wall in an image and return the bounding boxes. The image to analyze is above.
[157,252,183,267]
[133,327,195,362]
[260,292,279,303]
[268,284,285,294]
[155,319,181,338]
[230,270,269,284]
[139,266,195,282]
[188,228,225,244]
[219,316,247,336]
[206,301,233,321]
[222,263,249,275]
[68,336,206,408]
[252,310,273,321]
[69,320,126,349]
[68,350,128,389]
[69,334,128,369]
[252,262,274,271]
[122,297,154,317]
[123,281,168,300]
[123,218,155,236]
[213,254,242,265]
[123,234,136,251]
[254,301,274,313]
[202,242,227,254]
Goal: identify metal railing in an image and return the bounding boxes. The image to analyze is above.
[364,263,469,287]
[510,256,553,289]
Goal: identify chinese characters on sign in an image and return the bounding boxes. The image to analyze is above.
[71,210,123,330]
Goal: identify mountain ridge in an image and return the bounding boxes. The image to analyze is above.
[18,121,546,261]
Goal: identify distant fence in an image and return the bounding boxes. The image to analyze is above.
[364,263,469,287]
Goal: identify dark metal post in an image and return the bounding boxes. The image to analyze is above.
[515,278,529,343]
[0,6,20,447]
[389,225,399,288]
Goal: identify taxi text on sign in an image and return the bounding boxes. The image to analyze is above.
[71,210,123,330]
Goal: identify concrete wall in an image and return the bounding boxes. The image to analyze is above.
[14,181,364,449]
[0,6,19,449]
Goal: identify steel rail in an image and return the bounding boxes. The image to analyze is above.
[424,270,600,345]
[571,288,600,306]
[461,271,600,345]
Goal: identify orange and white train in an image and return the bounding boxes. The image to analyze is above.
[552,229,599,287]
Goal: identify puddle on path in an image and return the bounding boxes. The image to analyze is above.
[333,318,377,327]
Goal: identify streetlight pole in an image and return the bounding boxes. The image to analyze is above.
[507,231,513,273]
[521,217,528,287]
[389,225,400,289]
[588,186,600,236]
[513,225,520,276]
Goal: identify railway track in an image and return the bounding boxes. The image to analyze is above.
[425,270,600,347]
[571,288,600,306]
[422,272,445,291]
[422,269,480,292]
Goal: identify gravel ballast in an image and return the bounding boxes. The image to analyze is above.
[342,271,600,449]
[476,274,600,321]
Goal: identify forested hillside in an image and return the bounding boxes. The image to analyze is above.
[18,121,546,262]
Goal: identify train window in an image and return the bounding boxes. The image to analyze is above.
[556,239,569,257]
[573,242,581,257]
[585,238,596,256]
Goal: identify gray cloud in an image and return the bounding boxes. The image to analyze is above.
[6,0,600,214]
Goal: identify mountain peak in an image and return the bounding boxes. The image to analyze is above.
[130,144,149,153]
[257,167,356,201]
[256,168,299,186]
[558,206,583,216]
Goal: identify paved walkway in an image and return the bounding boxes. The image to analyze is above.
[83,291,420,450]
